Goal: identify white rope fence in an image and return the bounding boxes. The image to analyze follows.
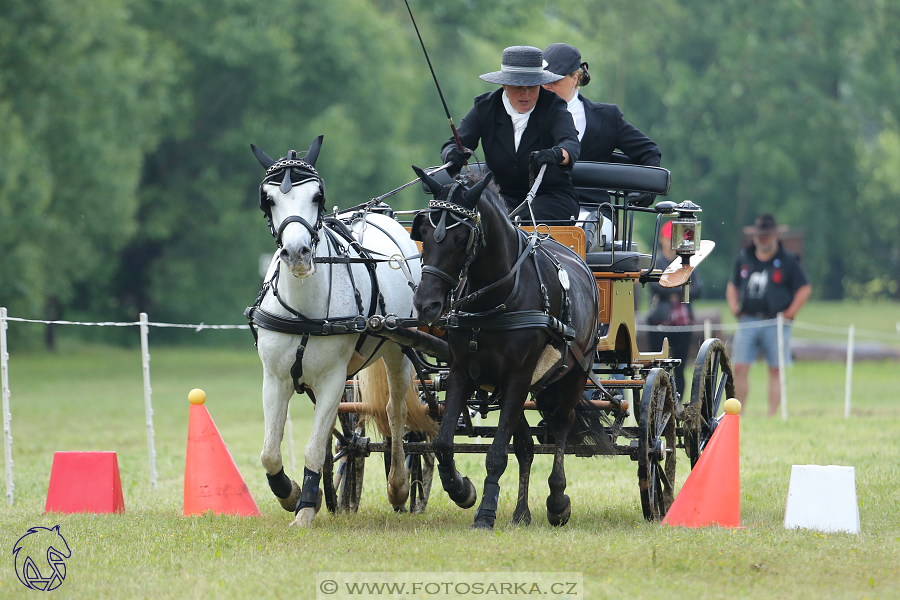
[2,307,898,505]
[0,309,270,506]
[639,315,900,423]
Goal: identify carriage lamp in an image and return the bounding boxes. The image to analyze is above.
[670,201,702,303]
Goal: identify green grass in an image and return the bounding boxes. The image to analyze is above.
[0,342,898,599]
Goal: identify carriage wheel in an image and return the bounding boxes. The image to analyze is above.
[636,368,677,521]
[333,410,365,513]
[322,434,336,513]
[685,339,735,468]
[405,431,434,514]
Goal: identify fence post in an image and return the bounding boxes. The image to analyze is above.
[1,308,14,505]
[777,312,788,422]
[844,324,855,419]
[140,313,158,491]
[703,318,712,342]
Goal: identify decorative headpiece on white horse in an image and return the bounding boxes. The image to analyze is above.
[250,136,327,242]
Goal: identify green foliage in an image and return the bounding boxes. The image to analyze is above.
[1,0,898,341]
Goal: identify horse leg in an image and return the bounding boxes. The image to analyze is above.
[473,382,528,530]
[432,366,477,509]
[381,348,412,508]
[545,374,586,526]
[290,372,344,527]
[260,371,301,512]
[511,415,534,525]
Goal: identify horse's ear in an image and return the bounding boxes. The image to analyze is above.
[251,144,276,170]
[413,165,444,196]
[462,172,493,207]
[305,135,324,167]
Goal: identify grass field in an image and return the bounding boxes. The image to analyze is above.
[1,336,898,598]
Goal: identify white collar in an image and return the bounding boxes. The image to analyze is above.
[502,90,535,150]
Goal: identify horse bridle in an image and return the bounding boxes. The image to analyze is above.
[259,152,326,249]
[414,193,484,290]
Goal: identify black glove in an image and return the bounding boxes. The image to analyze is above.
[444,146,473,177]
[627,191,656,207]
[530,147,564,175]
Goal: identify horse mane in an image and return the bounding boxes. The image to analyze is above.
[456,171,514,239]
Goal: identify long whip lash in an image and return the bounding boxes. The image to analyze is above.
[403,0,468,169]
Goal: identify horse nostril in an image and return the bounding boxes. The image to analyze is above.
[279,248,290,262]
[299,246,311,259]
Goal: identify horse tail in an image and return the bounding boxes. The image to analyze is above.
[570,394,617,456]
[535,388,616,457]
[355,359,437,439]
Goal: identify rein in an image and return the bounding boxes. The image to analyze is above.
[422,195,593,384]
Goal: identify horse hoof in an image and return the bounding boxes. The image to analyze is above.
[471,517,495,530]
[547,495,571,527]
[387,480,410,508]
[290,507,316,527]
[512,507,532,526]
[452,477,477,509]
[277,479,301,512]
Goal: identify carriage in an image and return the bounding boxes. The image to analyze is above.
[246,138,735,527]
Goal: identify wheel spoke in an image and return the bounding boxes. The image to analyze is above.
[713,372,728,417]
[655,412,671,439]
[658,461,671,492]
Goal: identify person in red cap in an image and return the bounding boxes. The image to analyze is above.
[645,220,700,394]
[726,214,812,416]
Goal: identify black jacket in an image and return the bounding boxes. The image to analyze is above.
[575,96,661,206]
[441,87,581,222]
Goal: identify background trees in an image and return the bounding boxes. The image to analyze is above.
[2,0,898,345]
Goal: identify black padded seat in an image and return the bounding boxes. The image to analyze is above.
[586,251,651,272]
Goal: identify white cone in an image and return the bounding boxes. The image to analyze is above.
[784,465,860,534]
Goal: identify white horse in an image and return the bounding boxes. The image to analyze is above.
[246,136,434,526]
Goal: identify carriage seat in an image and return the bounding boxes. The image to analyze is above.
[571,161,671,196]
[586,250,651,273]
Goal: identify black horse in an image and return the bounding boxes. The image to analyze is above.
[411,166,611,529]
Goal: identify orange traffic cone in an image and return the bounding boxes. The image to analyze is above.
[662,398,741,528]
[183,389,261,517]
[45,451,125,514]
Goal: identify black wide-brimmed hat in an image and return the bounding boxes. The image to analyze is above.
[480,46,563,86]
[743,214,788,236]
[544,43,583,77]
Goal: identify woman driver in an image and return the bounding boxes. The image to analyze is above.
[440,46,581,225]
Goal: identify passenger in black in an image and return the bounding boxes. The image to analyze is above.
[542,43,661,210]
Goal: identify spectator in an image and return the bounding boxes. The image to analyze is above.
[726,214,812,416]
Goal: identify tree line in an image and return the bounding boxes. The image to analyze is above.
[1,0,898,347]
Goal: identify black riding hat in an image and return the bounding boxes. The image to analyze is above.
[480,46,563,87]
[543,43,583,77]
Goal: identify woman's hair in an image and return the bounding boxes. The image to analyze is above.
[573,62,591,88]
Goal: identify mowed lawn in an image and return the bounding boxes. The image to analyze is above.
[0,338,898,599]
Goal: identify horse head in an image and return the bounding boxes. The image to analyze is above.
[251,136,326,279]
[410,166,493,325]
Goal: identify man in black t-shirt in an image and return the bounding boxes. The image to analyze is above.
[726,215,812,417]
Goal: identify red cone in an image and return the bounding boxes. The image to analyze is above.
[662,413,740,527]
[45,451,125,514]
[183,394,261,517]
